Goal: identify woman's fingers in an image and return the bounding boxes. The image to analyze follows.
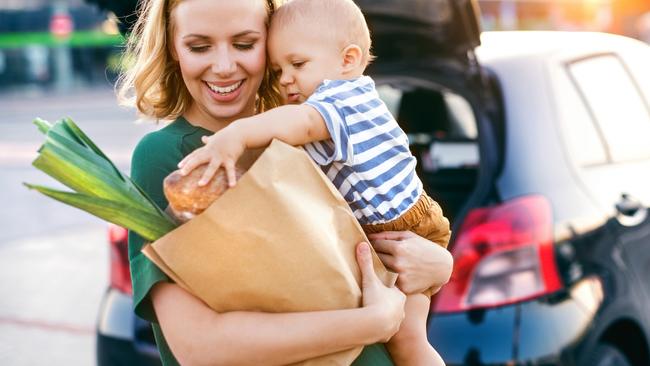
[356,242,379,288]
[375,251,396,271]
[367,230,412,241]
[357,242,406,342]
[370,238,397,255]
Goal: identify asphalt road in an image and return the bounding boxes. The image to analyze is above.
[0,87,158,365]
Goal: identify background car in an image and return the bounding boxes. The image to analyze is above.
[96,224,159,366]
[96,0,650,365]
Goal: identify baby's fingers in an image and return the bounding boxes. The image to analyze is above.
[179,153,208,176]
[224,161,237,188]
[198,162,220,186]
[177,154,191,169]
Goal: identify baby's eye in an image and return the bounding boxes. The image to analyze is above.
[292,61,306,69]
[272,68,282,76]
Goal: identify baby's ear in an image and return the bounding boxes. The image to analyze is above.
[341,44,363,73]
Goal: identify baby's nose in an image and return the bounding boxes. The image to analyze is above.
[279,73,293,86]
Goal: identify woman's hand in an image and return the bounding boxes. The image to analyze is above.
[368,231,453,295]
[356,242,406,343]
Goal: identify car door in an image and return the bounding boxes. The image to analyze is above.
[566,52,650,318]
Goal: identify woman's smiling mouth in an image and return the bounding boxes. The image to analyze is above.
[205,80,245,102]
[206,80,244,95]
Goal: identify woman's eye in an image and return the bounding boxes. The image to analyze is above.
[188,45,209,53]
[234,43,254,50]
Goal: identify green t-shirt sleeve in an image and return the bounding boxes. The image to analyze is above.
[128,131,181,323]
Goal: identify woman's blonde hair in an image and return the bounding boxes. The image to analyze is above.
[117,0,283,121]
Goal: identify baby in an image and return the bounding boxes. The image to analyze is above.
[178,0,450,364]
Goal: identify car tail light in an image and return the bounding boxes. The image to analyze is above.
[433,195,562,313]
[107,224,132,295]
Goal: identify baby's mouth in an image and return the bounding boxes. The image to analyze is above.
[287,93,301,103]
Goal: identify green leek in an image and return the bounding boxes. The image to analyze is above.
[24,118,177,242]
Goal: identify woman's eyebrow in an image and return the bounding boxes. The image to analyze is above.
[182,34,210,40]
[182,31,260,40]
[233,30,261,38]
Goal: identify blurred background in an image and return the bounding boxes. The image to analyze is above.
[1,0,650,94]
[1,0,650,365]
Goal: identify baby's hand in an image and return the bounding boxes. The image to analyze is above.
[177,128,245,187]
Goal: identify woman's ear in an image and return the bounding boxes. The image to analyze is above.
[341,44,363,74]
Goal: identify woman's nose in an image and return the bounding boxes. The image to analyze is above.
[211,45,236,77]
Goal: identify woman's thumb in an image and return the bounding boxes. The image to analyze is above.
[356,242,377,287]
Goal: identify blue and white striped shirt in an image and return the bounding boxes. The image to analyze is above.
[303,76,423,225]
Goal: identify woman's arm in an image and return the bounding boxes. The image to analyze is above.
[152,242,406,366]
[369,231,453,295]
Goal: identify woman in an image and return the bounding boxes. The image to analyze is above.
[118,0,453,365]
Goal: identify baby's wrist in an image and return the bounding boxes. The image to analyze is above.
[223,123,248,148]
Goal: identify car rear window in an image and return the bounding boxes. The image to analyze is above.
[377,85,479,170]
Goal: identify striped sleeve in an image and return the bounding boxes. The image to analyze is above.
[304,88,355,165]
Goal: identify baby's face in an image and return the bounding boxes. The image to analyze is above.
[269,23,345,104]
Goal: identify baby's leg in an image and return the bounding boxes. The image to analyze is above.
[386,293,445,366]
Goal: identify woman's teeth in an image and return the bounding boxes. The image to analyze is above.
[207,81,243,95]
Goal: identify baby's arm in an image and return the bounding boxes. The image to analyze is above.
[178,104,329,186]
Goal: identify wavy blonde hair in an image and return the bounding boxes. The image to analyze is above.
[117,0,283,121]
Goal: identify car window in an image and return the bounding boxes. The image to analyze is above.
[442,92,478,140]
[376,85,479,170]
[553,62,609,167]
[568,55,650,162]
[377,85,477,140]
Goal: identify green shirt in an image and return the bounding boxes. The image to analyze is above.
[129,117,394,366]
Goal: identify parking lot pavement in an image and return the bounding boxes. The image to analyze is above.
[0,86,158,365]
[0,225,107,366]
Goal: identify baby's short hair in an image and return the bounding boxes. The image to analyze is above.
[272,0,373,67]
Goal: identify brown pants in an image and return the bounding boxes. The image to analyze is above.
[361,192,451,248]
[361,192,451,297]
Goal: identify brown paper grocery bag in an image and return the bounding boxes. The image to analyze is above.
[142,140,396,365]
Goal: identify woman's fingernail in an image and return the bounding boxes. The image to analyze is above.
[359,242,369,254]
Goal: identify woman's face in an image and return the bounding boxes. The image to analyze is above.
[172,0,268,130]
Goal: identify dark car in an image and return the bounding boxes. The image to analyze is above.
[96,0,650,365]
